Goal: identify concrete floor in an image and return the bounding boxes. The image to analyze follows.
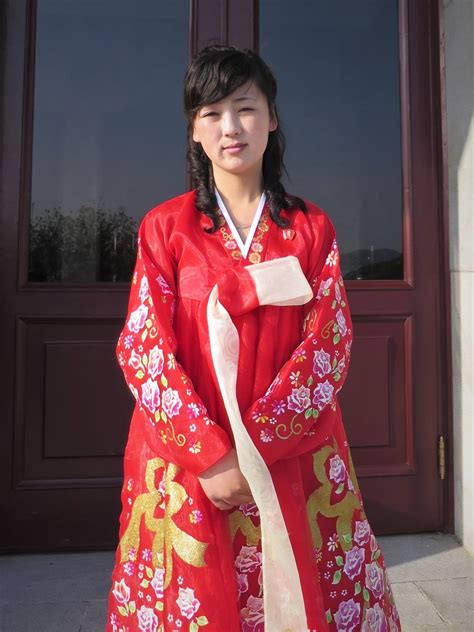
[0,533,472,631]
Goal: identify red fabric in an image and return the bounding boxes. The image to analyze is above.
[106,190,401,632]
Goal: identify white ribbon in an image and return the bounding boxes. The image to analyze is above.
[206,255,313,632]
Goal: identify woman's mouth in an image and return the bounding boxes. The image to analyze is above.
[224,143,247,154]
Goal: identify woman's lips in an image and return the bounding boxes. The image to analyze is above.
[224,144,247,154]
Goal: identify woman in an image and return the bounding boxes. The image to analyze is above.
[106,45,401,632]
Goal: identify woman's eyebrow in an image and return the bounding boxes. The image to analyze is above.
[232,95,257,102]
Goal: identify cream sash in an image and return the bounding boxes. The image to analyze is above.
[206,255,313,632]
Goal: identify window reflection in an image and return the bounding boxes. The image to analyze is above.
[29,1,188,283]
[260,0,403,280]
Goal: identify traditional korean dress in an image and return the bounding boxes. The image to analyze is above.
[106,189,401,632]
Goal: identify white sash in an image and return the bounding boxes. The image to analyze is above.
[206,255,313,632]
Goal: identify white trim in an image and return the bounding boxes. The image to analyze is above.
[214,187,266,258]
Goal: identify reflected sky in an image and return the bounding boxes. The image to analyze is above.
[260,0,403,260]
[31,0,188,222]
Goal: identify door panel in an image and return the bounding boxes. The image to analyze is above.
[1,0,190,552]
[0,0,449,551]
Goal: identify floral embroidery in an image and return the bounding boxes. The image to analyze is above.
[218,206,270,263]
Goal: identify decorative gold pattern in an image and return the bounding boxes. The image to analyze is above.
[119,458,208,588]
[306,442,364,553]
[229,510,261,546]
[218,206,270,263]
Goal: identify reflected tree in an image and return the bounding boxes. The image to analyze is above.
[29,204,138,282]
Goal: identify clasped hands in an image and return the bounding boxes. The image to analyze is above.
[198,448,253,511]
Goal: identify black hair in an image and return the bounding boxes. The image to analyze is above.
[183,45,307,232]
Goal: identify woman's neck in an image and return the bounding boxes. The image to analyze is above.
[213,168,264,230]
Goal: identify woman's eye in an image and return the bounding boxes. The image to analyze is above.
[240,108,254,112]
[203,111,218,117]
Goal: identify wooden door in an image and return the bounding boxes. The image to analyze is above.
[0,0,450,552]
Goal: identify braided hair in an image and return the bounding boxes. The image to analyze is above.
[183,45,307,232]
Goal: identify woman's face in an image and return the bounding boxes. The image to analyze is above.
[192,80,278,179]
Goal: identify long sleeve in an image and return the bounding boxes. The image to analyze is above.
[116,215,232,476]
[241,217,353,465]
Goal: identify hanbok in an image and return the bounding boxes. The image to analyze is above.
[106,189,400,632]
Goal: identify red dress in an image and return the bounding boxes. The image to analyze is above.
[106,189,401,632]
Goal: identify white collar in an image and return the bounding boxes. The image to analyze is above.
[214,187,267,258]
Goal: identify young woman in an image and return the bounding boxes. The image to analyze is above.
[106,45,401,632]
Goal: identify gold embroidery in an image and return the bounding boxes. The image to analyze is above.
[119,458,207,587]
[275,416,303,440]
[321,319,335,340]
[306,442,364,553]
[218,207,270,263]
[229,510,261,546]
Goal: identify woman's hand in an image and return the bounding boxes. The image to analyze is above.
[198,448,253,511]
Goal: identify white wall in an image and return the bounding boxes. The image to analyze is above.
[443,0,474,556]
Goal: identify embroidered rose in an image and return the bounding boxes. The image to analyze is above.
[148,345,164,378]
[317,277,333,299]
[313,349,332,377]
[240,502,259,517]
[362,603,389,632]
[313,380,334,410]
[235,546,262,574]
[150,567,165,599]
[127,304,148,333]
[137,605,159,632]
[241,595,264,631]
[162,387,182,418]
[365,562,385,600]
[176,587,200,620]
[343,545,365,580]
[287,385,311,413]
[141,378,160,413]
[329,455,347,484]
[112,578,130,604]
[336,308,348,336]
[236,573,249,594]
[138,276,150,302]
[354,520,371,546]
[128,348,142,370]
[334,598,361,632]
[225,240,237,250]
[156,273,173,295]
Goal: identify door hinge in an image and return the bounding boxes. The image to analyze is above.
[438,435,446,480]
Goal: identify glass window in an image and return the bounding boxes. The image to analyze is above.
[29,0,188,282]
[260,0,403,279]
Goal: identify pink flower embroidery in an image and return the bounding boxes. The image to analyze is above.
[128,348,142,370]
[343,545,365,580]
[141,378,160,413]
[176,587,200,620]
[313,380,334,409]
[137,605,159,632]
[236,572,249,594]
[313,348,332,377]
[362,603,389,632]
[161,387,182,418]
[151,567,165,599]
[235,546,262,574]
[127,304,148,333]
[354,520,371,546]
[148,345,164,378]
[329,455,347,484]
[336,308,348,336]
[317,277,333,300]
[334,598,361,632]
[365,562,385,601]
[112,578,130,604]
[287,385,311,413]
[241,595,264,632]
[138,275,150,302]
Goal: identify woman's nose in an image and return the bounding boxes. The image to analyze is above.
[221,111,241,136]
